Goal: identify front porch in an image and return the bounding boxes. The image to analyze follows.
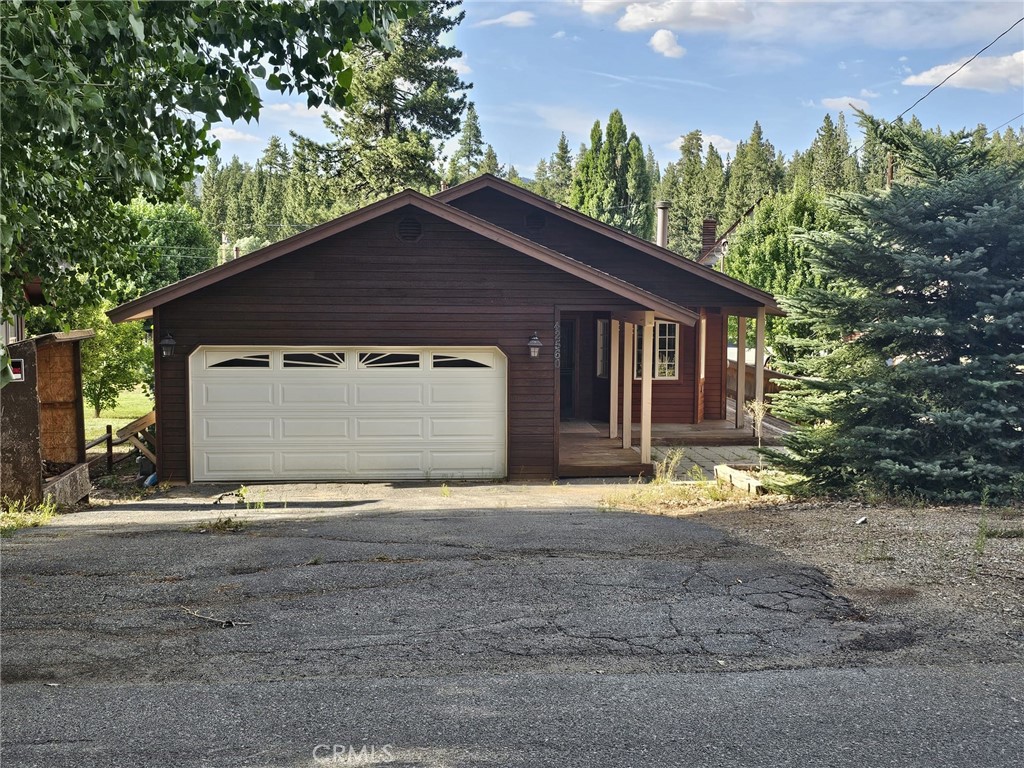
[557,400,789,478]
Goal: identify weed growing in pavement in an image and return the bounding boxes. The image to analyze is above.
[236,485,265,510]
[440,483,451,498]
[0,496,59,536]
[191,516,247,534]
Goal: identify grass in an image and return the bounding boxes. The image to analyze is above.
[84,385,154,440]
[1,496,59,537]
[190,516,247,534]
[603,448,749,513]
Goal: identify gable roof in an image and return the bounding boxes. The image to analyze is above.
[108,189,701,325]
[436,175,781,313]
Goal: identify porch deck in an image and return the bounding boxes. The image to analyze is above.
[557,399,790,478]
[558,421,651,478]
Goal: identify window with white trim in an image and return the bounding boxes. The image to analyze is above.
[634,322,679,380]
[596,319,610,379]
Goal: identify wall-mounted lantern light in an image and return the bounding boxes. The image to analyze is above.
[528,331,542,358]
[159,333,177,358]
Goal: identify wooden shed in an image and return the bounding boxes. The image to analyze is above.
[0,331,94,505]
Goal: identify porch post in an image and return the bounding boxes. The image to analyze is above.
[609,319,620,440]
[621,321,633,449]
[640,312,654,464]
[695,309,707,423]
[735,315,747,429]
[754,307,766,407]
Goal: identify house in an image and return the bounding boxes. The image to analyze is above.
[697,198,762,269]
[108,175,781,483]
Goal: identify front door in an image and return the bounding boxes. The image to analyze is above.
[559,319,576,419]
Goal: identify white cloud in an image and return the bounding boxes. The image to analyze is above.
[552,30,566,39]
[838,61,847,70]
[618,1,752,32]
[903,50,1023,93]
[648,29,686,58]
[211,127,261,143]
[703,133,739,156]
[266,102,333,120]
[860,88,880,98]
[452,56,472,75]
[576,0,631,14]
[666,132,738,157]
[570,1,1020,49]
[821,95,871,112]
[475,10,535,28]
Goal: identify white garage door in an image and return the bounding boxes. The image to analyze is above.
[189,346,507,482]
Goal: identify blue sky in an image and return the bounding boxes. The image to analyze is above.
[213,1,1024,174]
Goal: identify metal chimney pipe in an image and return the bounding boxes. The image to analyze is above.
[655,200,670,248]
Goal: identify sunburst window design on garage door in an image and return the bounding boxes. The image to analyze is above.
[205,352,270,368]
[282,352,347,368]
[431,353,492,369]
[358,352,421,368]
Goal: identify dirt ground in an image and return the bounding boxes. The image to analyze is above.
[645,495,1024,665]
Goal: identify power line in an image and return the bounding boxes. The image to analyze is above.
[897,16,1024,120]
[986,112,1024,136]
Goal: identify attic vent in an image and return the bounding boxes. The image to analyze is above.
[396,216,423,242]
[524,211,546,232]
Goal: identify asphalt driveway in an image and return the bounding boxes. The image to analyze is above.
[2,484,1021,767]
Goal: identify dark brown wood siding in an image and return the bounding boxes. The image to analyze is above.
[449,188,765,310]
[704,311,728,420]
[154,207,642,481]
[628,322,697,424]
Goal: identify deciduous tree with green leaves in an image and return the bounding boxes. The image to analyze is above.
[130,201,217,296]
[769,120,1024,503]
[1,0,418,322]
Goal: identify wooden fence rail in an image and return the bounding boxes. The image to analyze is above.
[726,360,801,403]
[84,411,156,475]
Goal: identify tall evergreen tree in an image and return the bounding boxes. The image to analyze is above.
[315,0,469,205]
[479,144,504,177]
[548,133,574,204]
[769,120,1024,502]
[569,111,654,239]
[722,121,782,226]
[445,102,484,186]
[254,136,290,243]
[532,158,551,197]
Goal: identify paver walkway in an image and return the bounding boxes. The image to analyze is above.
[652,444,762,480]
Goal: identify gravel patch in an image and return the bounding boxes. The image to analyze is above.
[668,498,1024,665]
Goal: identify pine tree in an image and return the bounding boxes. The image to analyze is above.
[569,111,654,238]
[809,113,846,192]
[532,157,551,197]
[506,165,524,187]
[254,136,290,243]
[314,0,469,205]
[664,130,705,255]
[722,121,782,226]
[479,144,504,177]
[769,120,1024,502]
[548,132,574,204]
[446,102,484,186]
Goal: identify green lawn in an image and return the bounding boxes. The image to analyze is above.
[84,386,154,440]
